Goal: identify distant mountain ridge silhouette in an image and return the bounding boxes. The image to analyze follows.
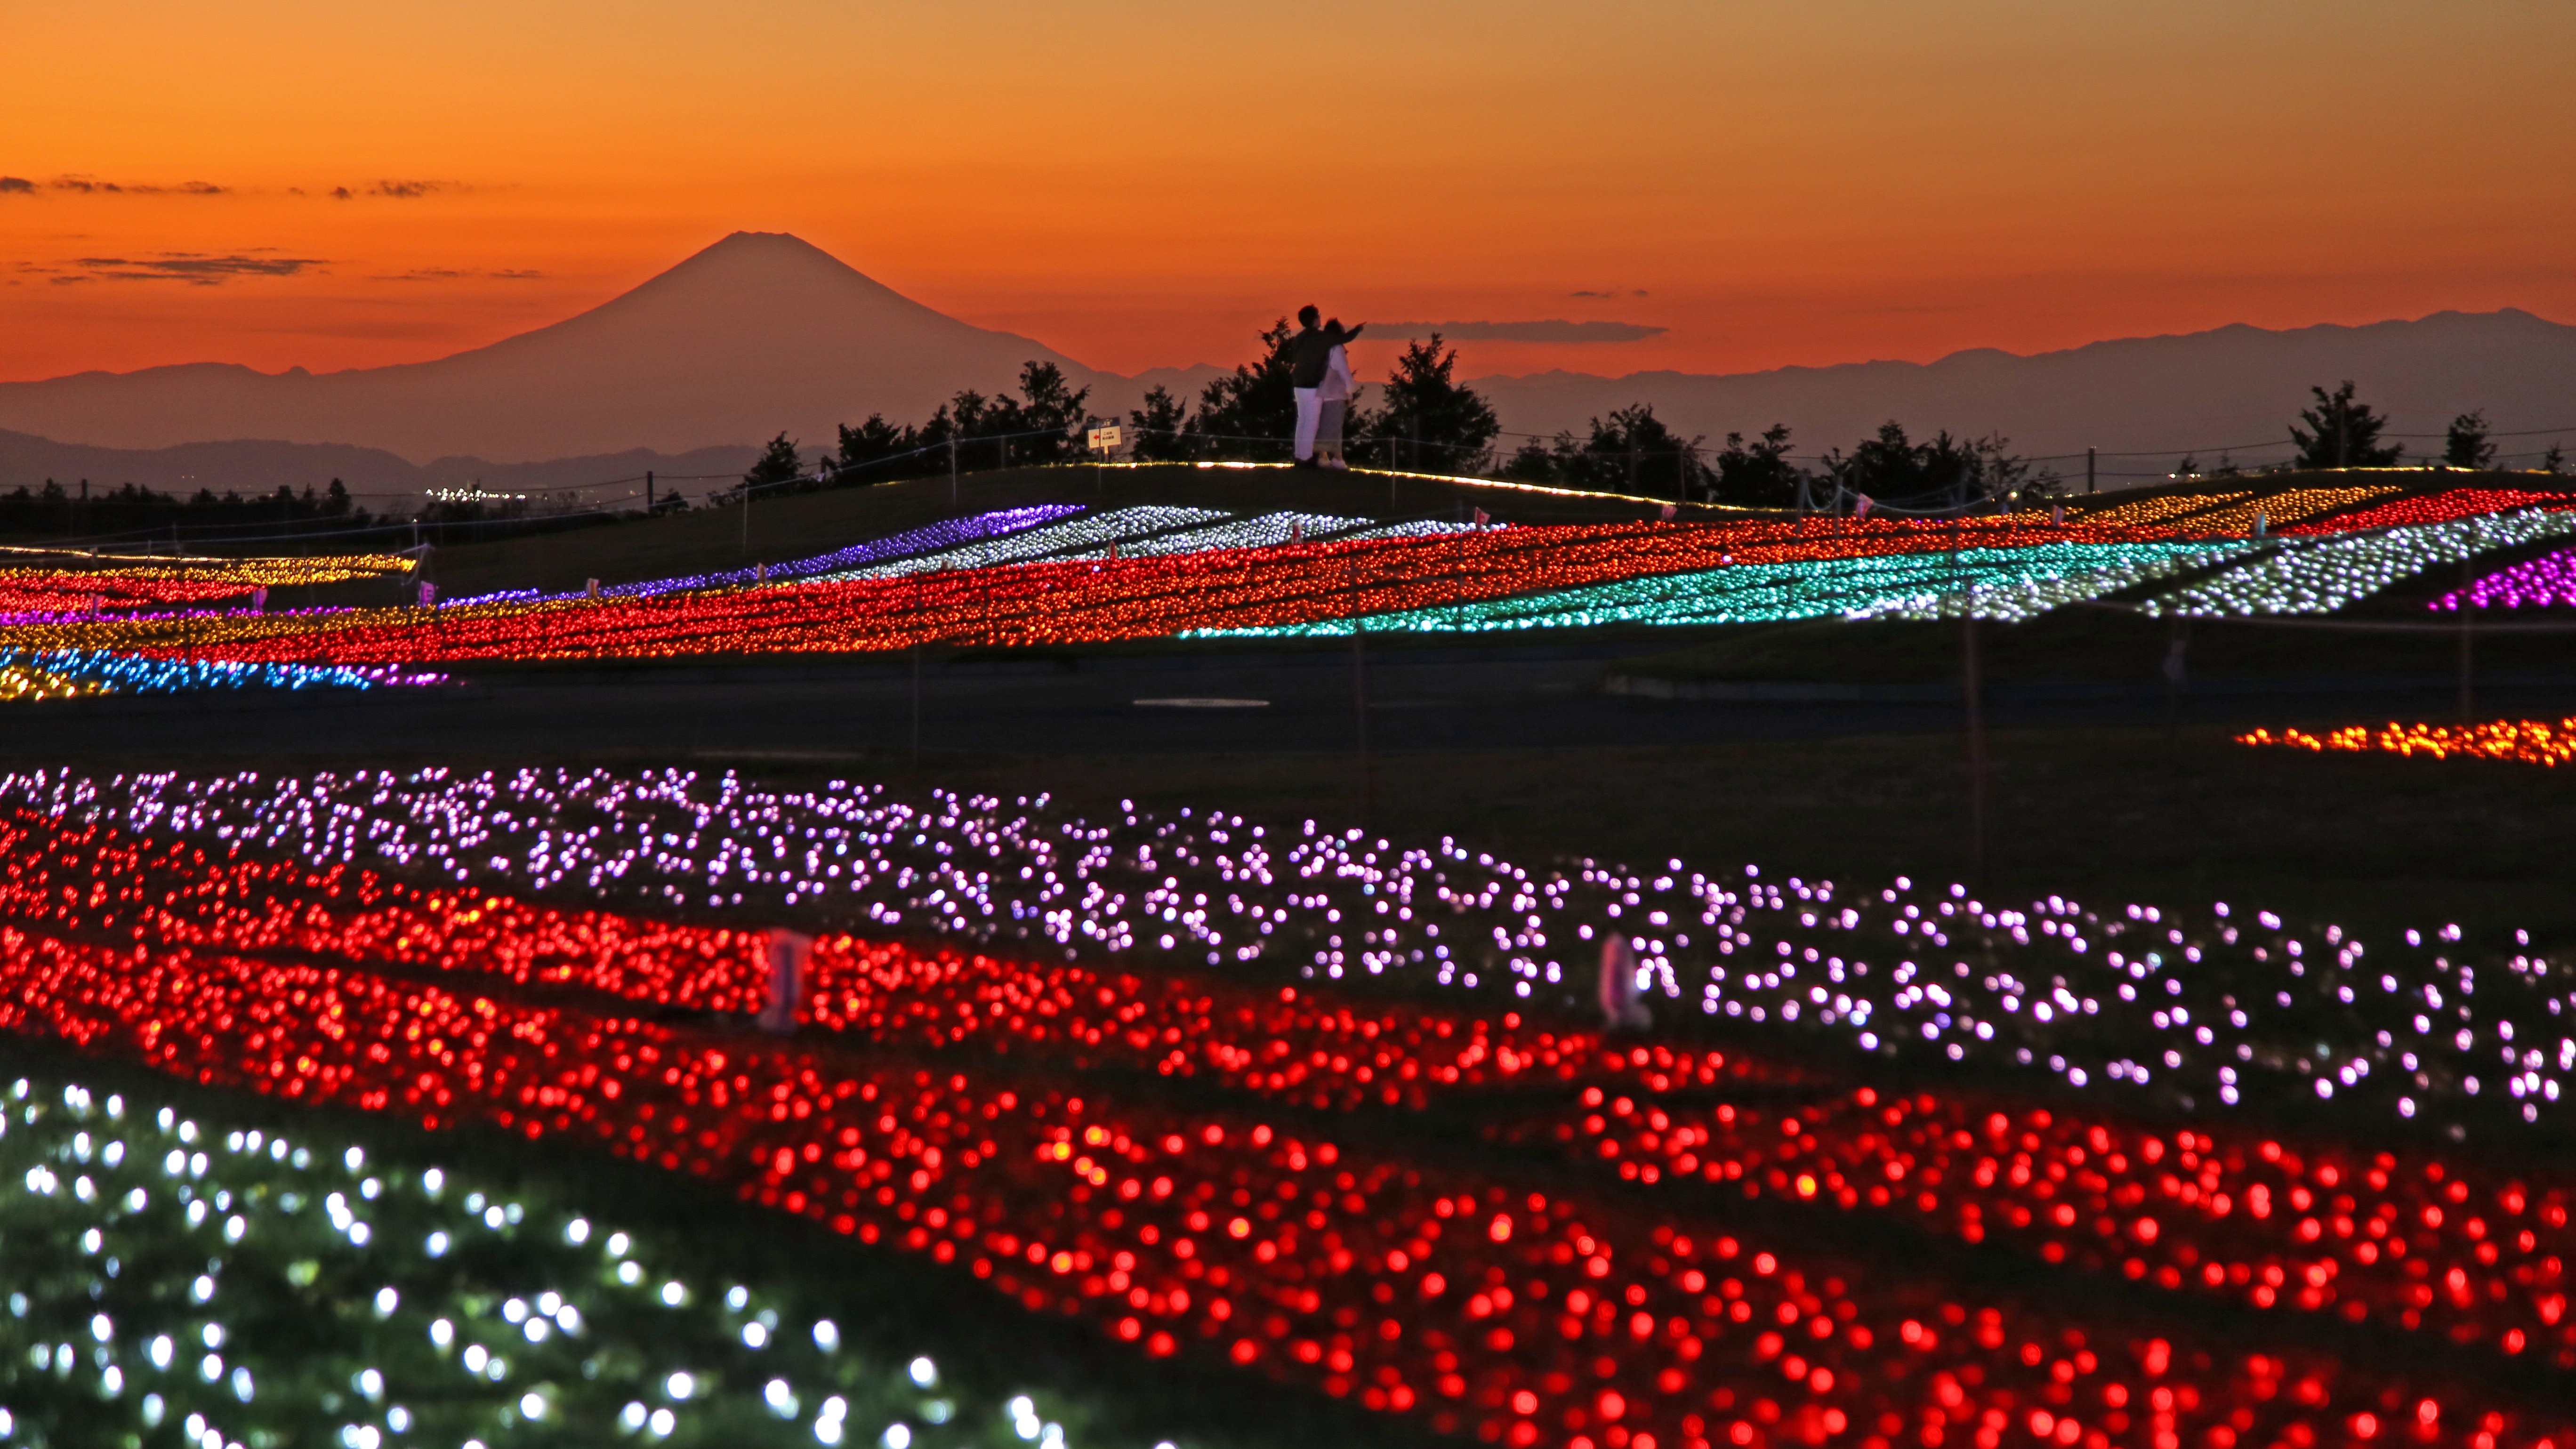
[1,231,2569,483]
[0,233,1104,465]
[1468,308,2576,473]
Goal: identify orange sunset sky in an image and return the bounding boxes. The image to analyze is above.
[4,0,2571,385]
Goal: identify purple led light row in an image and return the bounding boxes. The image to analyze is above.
[2430,547,2576,611]
[444,505,1087,608]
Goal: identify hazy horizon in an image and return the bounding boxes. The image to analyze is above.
[6,1,2571,386]
[4,233,2568,473]
[9,229,2565,393]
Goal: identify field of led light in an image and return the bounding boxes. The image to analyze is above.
[2,476,2564,686]
[11,472,2576,1449]
[5,764,2576,1449]
[0,555,414,617]
[0,515,2225,668]
[0,472,2558,707]
[0,1069,1123,1449]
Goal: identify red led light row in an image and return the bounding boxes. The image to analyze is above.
[8,803,2570,1385]
[2278,491,2571,537]
[1516,1085,2574,1367]
[0,919,2556,1449]
[0,573,253,612]
[0,810,1756,1109]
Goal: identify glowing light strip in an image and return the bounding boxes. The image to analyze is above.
[2081,491,2256,530]
[2179,486,2398,536]
[0,927,2533,1448]
[0,553,415,583]
[0,519,2347,665]
[2240,718,2576,766]
[18,798,2568,1368]
[11,763,2567,1138]
[2428,547,2576,611]
[824,507,1231,578]
[0,647,439,700]
[1528,1082,2576,1361]
[444,506,1087,607]
[1107,512,1369,557]
[2280,488,2574,536]
[1204,542,2244,635]
[0,554,417,616]
[1331,520,1487,542]
[1,1073,1035,1448]
[2142,509,2576,617]
[1842,542,2254,620]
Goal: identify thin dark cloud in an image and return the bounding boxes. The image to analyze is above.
[329,180,462,200]
[1570,289,1649,298]
[0,177,34,195]
[1375,320,1667,344]
[63,253,326,285]
[46,175,227,195]
[370,266,548,282]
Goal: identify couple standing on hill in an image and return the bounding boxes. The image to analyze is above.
[1288,305,1363,470]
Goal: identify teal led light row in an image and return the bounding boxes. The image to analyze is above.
[1198,541,2249,637]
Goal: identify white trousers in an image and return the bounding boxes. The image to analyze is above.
[1292,388,1321,459]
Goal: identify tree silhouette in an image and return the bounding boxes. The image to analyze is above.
[2545,443,2566,475]
[1357,335,1499,474]
[1002,362,1095,466]
[2443,410,2497,469]
[1711,425,1801,508]
[818,362,1095,482]
[742,433,803,490]
[832,414,923,482]
[1127,386,1193,462]
[1498,403,1715,500]
[0,477,371,538]
[2290,381,2403,468]
[1821,422,1956,504]
[1819,422,2043,509]
[1187,319,1302,461]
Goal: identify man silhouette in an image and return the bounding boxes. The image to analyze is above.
[1287,305,1330,467]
